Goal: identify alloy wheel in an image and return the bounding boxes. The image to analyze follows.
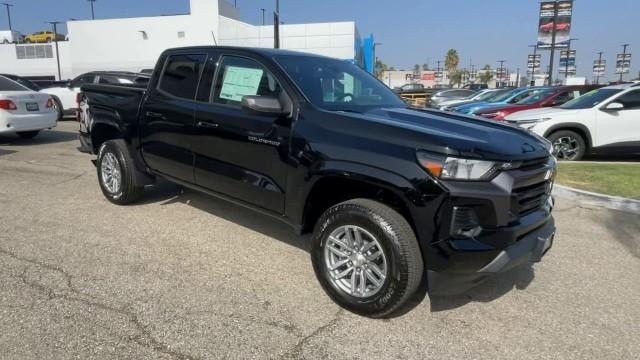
[553,136,581,160]
[100,152,122,194]
[324,225,388,298]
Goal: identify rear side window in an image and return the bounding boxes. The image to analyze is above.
[70,75,96,88]
[158,54,207,100]
[615,90,640,110]
[212,56,282,106]
[98,75,134,85]
[0,76,28,91]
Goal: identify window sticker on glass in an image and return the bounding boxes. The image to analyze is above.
[219,66,264,102]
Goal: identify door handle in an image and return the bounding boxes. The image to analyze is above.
[145,111,166,120]
[197,121,219,129]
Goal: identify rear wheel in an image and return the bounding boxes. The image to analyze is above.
[51,97,63,121]
[548,130,586,161]
[2,39,9,44]
[97,140,144,205]
[311,199,423,318]
[17,131,40,139]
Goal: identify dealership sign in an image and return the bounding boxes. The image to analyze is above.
[496,67,508,80]
[593,59,606,77]
[559,50,576,75]
[537,1,573,49]
[616,53,632,74]
[527,54,541,72]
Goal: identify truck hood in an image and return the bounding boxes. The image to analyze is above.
[343,107,551,161]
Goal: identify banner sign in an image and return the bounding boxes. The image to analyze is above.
[527,54,541,72]
[559,50,576,75]
[616,53,632,74]
[537,1,573,49]
[592,59,606,77]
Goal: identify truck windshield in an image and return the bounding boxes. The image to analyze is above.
[559,88,623,109]
[274,55,406,112]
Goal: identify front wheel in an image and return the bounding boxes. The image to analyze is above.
[17,131,40,139]
[548,130,586,161]
[97,140,144,205]
[311,199,423,318]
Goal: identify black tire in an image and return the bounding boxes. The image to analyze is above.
[16,131,40,139]
[311,199,423,318]
[97,139,144,205]
[548,130,586,161]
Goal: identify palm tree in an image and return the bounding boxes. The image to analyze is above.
[450,69,469,87]
[445,49,459,73]
[413,64,421,73]
[375,59,388,79]
[478,64,494,84]
[422,63,429,71]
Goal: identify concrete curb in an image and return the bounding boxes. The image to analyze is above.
[552,184,640,215]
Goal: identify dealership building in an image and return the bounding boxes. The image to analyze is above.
[0,0,376,80]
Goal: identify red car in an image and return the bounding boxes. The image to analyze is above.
[539,22,571,32]
[474,85,600,121]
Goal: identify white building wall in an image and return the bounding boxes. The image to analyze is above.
[218,17,356,59]
[0,0,358,79]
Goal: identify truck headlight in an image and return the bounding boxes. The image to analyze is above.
[417,152,509,181]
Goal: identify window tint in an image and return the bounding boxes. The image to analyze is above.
[159,54,207,100]
[212,56,282,106]
[560,89,623,109]
[509,90,539,103]
[551,91,576,104]
[98,75,134,85]
[615,90,640,109]
[0,75,29,91]
[70,75,95,88]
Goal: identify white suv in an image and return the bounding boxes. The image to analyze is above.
[504,83,640,160]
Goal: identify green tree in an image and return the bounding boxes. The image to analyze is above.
[449,69,469,88]
[478,64,494,84]
[375,58,389,79]
[422,63,429,71]
[413,64,421,73]
[445,49,459,73]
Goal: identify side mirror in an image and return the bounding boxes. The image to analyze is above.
[603,102,624,111]
[241,96,287,116]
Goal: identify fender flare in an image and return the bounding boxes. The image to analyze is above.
[543,122,593,149]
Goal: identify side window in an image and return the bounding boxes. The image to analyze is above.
[552,91,575,105]
[158,54,207,100]
[70,75,95,88]
[510,91,533,103]
[615,90,640,110]
[98,75,133,85]
[212,56,282,106]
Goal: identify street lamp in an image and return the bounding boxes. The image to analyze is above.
[562,38,578,80]
[1,2,13,30]
[528,44,538,86]
[273,0,280,48]
[497,60,506,88]
[87,0,96,20]
[46,21,63,80]
[619,43,630,83]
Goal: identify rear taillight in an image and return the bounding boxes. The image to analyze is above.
[0,100,17,110]
[46,97,55,108]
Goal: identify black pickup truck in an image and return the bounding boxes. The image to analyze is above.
[78,46,556,317]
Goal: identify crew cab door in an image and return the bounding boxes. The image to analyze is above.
[595,89,640,151]
[192,53,292,214]
[139,52,208,183]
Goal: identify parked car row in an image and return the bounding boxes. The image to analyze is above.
[430,83,640,161]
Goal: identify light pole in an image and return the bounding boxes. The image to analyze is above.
[619,43,630,83]
[87,0,96,20]
[46,21,63,80]
[436,60,442,87]
[273,0,280,48]
[547,0,560,86]
[1,2,12,30]
[497,60,506,88]
[260,8,266,25]
[563,38,578,80]
[594,51,604,85]
[528,44,538,85]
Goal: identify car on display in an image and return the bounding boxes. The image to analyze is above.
[393,83,426,94]
[451,87,548,115]
[474,85,600,121]
[41,71,150,119]
[77,47,557,317]
[435,88,511,110]
[429,88,476,108]
[0,75,58,139]
[462,83,489,91]
[505,83,640,161]
[0,30,24,44]
[0,74,41,91]
[24,31,66,43]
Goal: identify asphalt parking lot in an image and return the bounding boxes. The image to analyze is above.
[1,122,639,360]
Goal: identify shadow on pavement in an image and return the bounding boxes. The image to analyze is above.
[429,265,535,312]
[0,129,78,146]
[601,208,640,259]
[135,180,534,316]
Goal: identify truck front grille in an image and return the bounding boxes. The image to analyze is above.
[512,181,551,217]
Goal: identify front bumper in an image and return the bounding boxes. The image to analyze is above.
[427,215,555,295]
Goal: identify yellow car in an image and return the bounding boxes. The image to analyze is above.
[24,31,66,43]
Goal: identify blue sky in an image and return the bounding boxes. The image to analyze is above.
[3,0,638,82]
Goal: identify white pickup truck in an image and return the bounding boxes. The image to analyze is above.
[0,30,23,44]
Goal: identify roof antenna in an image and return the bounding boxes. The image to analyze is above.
[211,31,218,45]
